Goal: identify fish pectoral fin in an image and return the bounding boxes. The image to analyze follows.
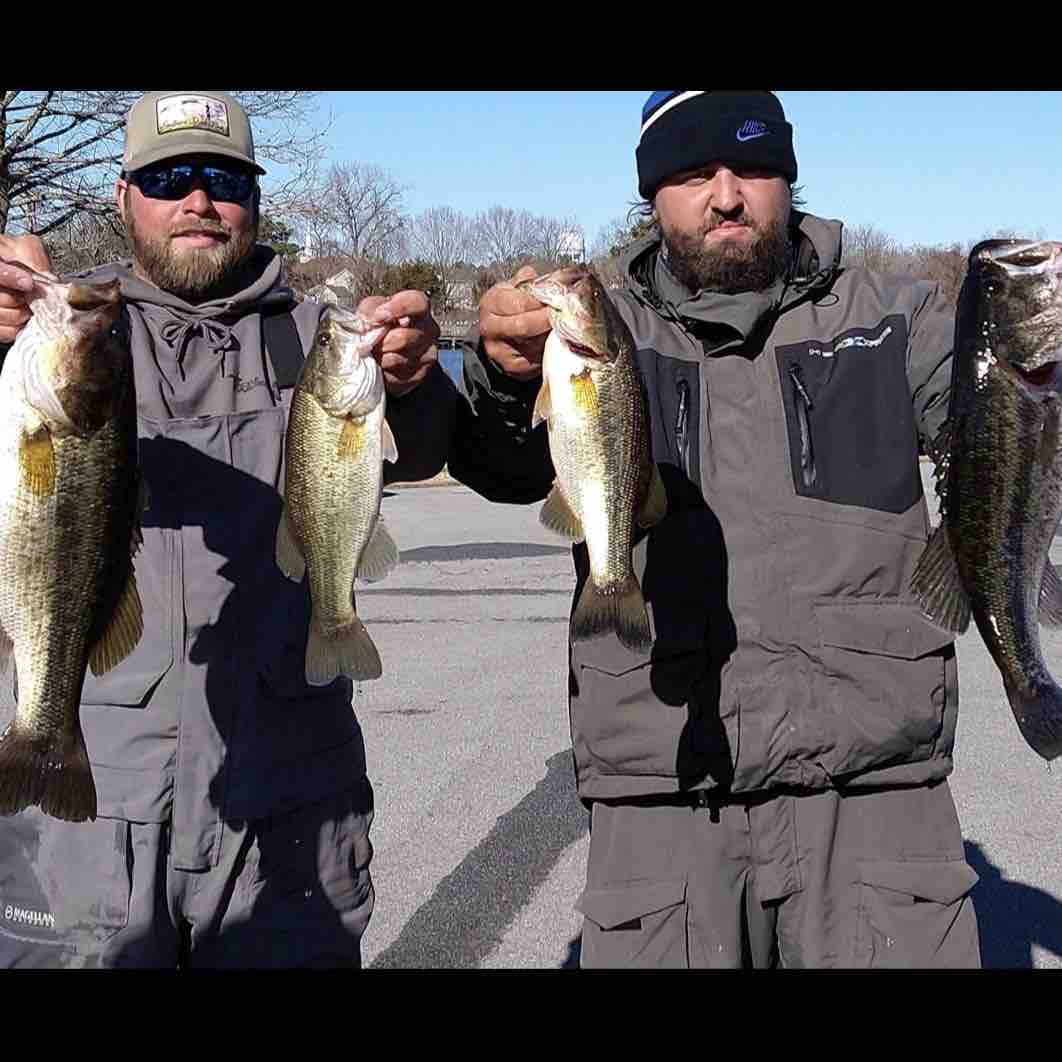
[531,379,552,430]
[636,463,668,529]
[89,567,144,677]
[338,417,365,459]
[275,505,306,582]
[539,484,584,541]
[381,419,399,464]
[910,523,971,633]
[18,425,57,497]
[1040,563,1062,628]
[357,517,399,583]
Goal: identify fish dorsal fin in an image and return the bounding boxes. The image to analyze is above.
[381,419,398,464]
[275,504,306,583]
[910,523,971,633]
[18,426,56,498]
[1040,563,1062,628]
[531,379,552,430]
[540,484,584,541]
[356,517,399,583]
[88,567,144,677]
[637,463,668,529]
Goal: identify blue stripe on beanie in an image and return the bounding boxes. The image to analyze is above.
[640,91,705,139]
[636,90,796,198]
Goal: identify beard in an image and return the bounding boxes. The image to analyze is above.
[661,211,793,295]
[124,207,259,304]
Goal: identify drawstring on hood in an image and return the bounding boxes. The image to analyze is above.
[159,312,238,381]
[67,246,297,418]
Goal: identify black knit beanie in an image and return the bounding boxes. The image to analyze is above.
[636,91,797,199]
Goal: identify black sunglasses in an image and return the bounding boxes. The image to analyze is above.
[128,161,256,204]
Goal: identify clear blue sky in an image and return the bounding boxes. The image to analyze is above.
[278,91,1062,253]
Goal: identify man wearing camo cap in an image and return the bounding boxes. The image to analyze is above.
[0,91,452,968]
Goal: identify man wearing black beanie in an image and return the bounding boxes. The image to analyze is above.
[449,91,982,969]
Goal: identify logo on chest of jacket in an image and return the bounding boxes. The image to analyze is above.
[226,371,269,394]
[806,324,894,359]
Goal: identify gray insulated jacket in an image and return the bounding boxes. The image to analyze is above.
[0,247,453,870]
[448,212,957,801]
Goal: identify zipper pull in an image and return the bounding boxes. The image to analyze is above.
[675,379,691,476]
[788,364,814,410]
[787,363,817,488]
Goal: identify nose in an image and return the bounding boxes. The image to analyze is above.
[179,178,219,216]
[708,167,743,216]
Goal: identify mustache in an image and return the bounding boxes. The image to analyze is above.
[171,223,230,238]
[705,210,756,233]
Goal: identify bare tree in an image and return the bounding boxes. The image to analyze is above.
[406,206,479,307]
[44,211,129,275]
[292,160,407,301]
[533,215,585,265]
[474,205,538,281]
[906,242,969,305]
[0,90,329,237]
[841,223,905,274]
[590,216,634,261]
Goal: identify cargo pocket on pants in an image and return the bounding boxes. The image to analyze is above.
[0,813,132,963]
[852,858,980,969]
[576,879,688,969]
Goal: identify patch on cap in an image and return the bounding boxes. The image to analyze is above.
[156,94,230,138]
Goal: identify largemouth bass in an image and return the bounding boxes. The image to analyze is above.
[912,238,1062,761]
[276,305,398,683]
[0,262,142,822]
[525,265,666,651]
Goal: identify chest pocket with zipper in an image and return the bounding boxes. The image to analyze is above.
[776,315,923,514]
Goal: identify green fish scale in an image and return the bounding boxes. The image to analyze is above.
[0,412,137,741]
[285,386,381,634]
[552,353,650,589]
[949,362,1062,693]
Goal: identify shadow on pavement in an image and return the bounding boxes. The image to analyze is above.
[966,840,1062,968]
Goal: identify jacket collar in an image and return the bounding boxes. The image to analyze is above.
[621,210,844,351]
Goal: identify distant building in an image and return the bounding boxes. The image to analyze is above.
[559,229,585,262]
[305,283,354,307]
[326,268,356,291]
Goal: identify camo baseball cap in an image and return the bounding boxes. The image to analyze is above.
[122,91,266,175]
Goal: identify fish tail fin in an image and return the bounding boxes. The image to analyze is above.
[306,615,382,685]
[571,575,652,652]
[0,722,97,822]
[1004,677,1062,761]
[910,524,972,633]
